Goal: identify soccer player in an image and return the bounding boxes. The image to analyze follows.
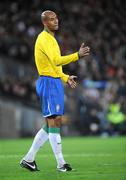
[20,10,90,172]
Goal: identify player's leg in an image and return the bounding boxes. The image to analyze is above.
[47,115,72,172]
[23,122,48,162]
[20,122,49,171]
[20,76,50,171]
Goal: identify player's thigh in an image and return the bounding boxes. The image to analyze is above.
[46,115,62,128]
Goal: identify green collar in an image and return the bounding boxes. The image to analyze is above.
[43,28,54,36]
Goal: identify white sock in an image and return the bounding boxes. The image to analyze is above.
[24,128,48,162]
[49,129,66,167]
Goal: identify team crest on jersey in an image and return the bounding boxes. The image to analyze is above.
[56,104,60,112]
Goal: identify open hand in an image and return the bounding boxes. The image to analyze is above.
[67,75,77,88]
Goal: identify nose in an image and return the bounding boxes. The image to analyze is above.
[55,18,58,24]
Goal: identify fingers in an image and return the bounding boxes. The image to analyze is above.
[70,81,77,88]
[67,79,77,88]
[67,75,78,88]
[71,80,77,88]
[71,79,76,86]
[82,46,90,52]
[79,44,90,57]
[84,53,90,56]
[80,43,85,48]
[80,43,90,51]
[70,75,77,80]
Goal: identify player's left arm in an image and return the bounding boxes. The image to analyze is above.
[54,43,90,66]
[54,52,79,66]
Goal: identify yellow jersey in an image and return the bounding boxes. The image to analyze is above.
[34,30,79,83]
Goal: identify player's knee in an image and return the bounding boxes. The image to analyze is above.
[46,115,62,128]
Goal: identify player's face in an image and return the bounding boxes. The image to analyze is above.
[45,12,59,31]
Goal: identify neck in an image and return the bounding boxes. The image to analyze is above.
[44,27,55,36]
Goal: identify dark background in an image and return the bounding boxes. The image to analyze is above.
[0,0,126,138]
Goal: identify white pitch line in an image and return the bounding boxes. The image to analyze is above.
[0,153,111,159]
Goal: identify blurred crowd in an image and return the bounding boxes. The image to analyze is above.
[0,0,126,135]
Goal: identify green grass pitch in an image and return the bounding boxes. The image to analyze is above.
[0,137,126,180]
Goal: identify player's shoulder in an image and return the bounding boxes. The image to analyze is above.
[37,31,45,39]
[37,31,51,42]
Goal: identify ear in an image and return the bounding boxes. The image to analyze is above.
[43,22,46,26]
[43,19,48,27]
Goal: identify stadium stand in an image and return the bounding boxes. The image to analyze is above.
[0,0,126,136]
